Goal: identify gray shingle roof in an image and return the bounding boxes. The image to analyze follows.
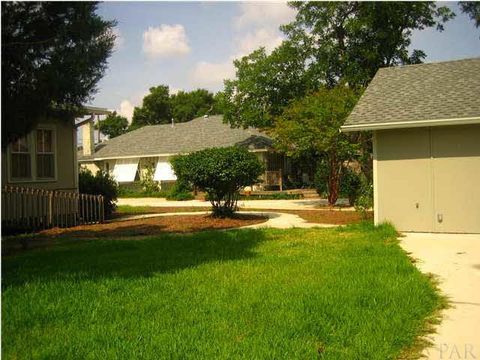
[78,115,272,161]
[342,58,480,130]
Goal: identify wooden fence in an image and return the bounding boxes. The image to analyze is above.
[2,186,104,233]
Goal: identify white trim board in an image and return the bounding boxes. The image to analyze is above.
[341,116,480,132]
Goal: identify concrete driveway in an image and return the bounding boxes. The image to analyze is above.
[400,233,480,360]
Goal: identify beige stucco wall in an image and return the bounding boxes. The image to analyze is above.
[374,124,480,233]
[2,118,78,191]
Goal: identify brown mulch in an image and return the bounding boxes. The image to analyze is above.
[2,214,267,255]
[247,209,373,225]
[41,214,267,239]
[111,207,210,218]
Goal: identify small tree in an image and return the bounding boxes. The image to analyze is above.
[171,147,264,217]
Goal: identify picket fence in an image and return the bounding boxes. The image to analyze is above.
[2,186,104,233]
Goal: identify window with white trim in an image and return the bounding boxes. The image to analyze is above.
[10,136,32,180]
[36,128,55,179]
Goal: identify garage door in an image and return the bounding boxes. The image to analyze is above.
[375,124,480,233]
[431,125,480,233]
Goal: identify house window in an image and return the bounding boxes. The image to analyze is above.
[36,129,55,179]
[11,136,32,179]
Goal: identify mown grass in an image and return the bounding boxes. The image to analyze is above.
[2,223,443,359]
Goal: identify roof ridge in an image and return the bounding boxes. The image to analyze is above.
[379,57,480,72]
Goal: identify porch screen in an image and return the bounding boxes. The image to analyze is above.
[154,160,177,181]
[112,158,139,183]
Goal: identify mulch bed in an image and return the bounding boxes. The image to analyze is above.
[248,209,372,225]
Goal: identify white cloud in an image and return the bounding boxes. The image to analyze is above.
[236,28,284,57]
[118,100,135,123]
[190,2,295,90]
[191,61,236,89]
[234,2,296,30]
[142,24,190,58]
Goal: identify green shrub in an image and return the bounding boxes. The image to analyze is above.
[140,163,160,193]
[79,169,118,218]
[314,162,329,197]
[355,174,374,217]
[166,191,194,201]
[117,184,167,198]
[171,146,264,217]
[340,168,361,206]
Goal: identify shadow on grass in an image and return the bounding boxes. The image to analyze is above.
[2,229,266,289]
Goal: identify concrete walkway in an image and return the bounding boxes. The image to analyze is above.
[117,197,352,210]
[400,233,480,359]
[110,211,337,230]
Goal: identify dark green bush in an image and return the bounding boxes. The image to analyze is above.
[314,162,329,197]
[340,168,361,206]
[171,146,264,217]
[166,191,194,201]
[355,174,374,217]
[79,169,118,218]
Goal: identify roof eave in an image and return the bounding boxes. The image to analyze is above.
[341,116,480,132]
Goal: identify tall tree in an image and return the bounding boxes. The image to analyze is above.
[1,2,116,147]
[97,112,129,139]
[274,87,359,205]
[170,89,216,122]
[460,1,480,28]
[130,85,172,128]
[223,2,454,130]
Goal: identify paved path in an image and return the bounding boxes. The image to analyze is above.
[400,233,480,359]
[110,211,337,230]
[117,198,352,211]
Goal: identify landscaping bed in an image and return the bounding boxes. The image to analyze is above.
[115,205,371,225]
[2,224,444,359]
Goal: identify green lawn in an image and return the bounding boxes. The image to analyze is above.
[2,223,443,359]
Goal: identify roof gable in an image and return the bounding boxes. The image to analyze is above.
[342,58,480,131]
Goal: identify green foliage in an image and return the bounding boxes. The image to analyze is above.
[314,162,329,198]
[97,112,129,139]
[283,2,455,88]
[355,174,374,217]
[2,2,116,147]
[165,179,194,201]
[140,164,160,193]
[460,1,480,28]
[170,89,218,122]
[171,147,264,217]
[223,43,311,129]
[79,169,118,218]
[131,85,171,128]
[129,86,224,131]
[340,168,362,206]
[275,87,359,205]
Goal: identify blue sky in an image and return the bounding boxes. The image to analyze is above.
[92,1,480,121]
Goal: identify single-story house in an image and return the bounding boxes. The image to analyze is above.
[78,115,292,190]
[342,57,480,233]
